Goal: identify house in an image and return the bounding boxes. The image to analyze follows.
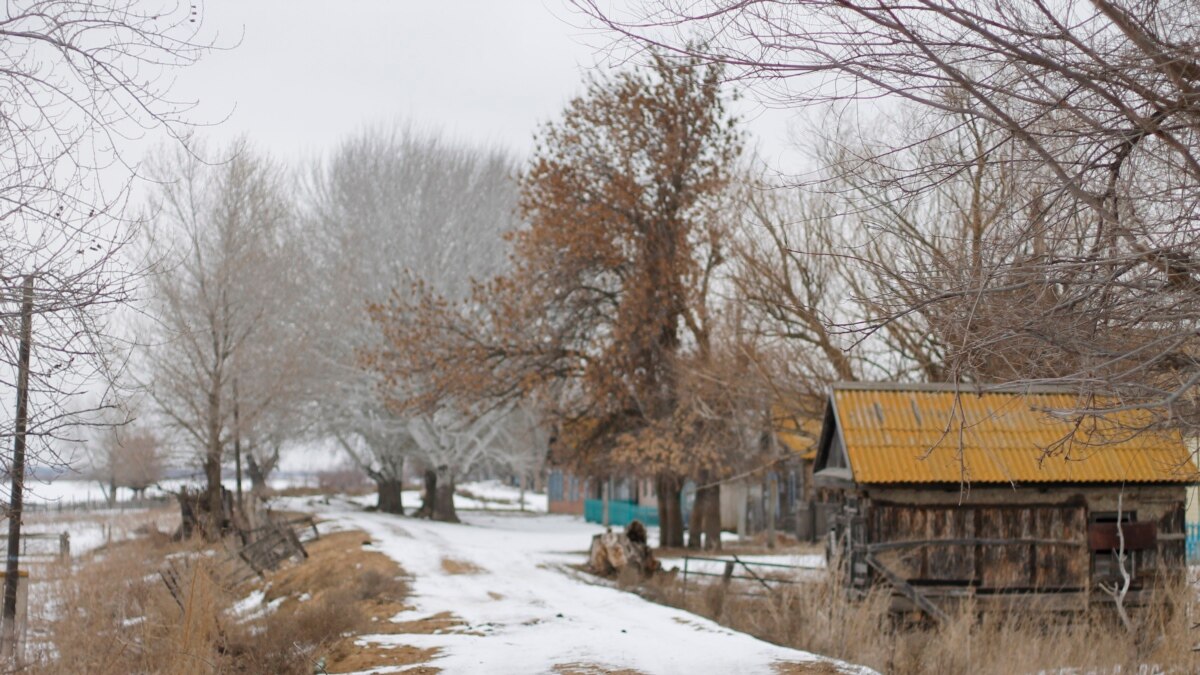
[547,469,592,515]
[813,382,1197,616]
[546,469,663,526]
[718,415,825,539]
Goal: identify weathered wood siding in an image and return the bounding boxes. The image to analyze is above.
[855,485,1187,594]
[868,502,1087,589]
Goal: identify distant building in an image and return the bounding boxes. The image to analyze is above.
[547,470,662,525]
[718,413,826,540]
[547,469,591,516]
[813,382,1197,617]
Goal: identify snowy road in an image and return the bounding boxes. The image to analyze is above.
[295,499,871,675]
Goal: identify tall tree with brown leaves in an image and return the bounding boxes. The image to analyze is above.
[367,52,742,546]
[580,0,1200,437]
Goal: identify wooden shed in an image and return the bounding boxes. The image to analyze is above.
[813,382,1198,617]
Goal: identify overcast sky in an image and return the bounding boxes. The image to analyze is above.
[169,0,801,168]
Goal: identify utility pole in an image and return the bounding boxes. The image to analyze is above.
[3,276,33,659]
[767,423,778,551]
[767,473,778,551]
[233,378,243,517]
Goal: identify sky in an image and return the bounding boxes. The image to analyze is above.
[167,0,801,168]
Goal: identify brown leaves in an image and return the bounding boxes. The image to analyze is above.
[362,51,745,478]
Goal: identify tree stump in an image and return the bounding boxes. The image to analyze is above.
[588,520,659,577]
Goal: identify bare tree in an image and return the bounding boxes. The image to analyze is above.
[0,2,210,232]
[91,425,165,503]
[579,0,1200,437]
[0,0,214,494]
[143,141,311,537]
[0,3,212,653]
[493,402,552,510]
[407,407,508,523]
[303,125,519,514]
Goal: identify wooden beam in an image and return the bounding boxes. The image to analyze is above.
[865,552,950,624]
[866,537,1085,553]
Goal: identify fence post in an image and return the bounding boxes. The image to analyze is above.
[602,479,611,528]
[767,473,778,550]
[58,533,69,562]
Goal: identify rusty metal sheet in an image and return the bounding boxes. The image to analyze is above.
[1087,522,1157,551]
[832,386,1197,484]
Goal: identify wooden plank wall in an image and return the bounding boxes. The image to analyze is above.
[868,503,1090,590]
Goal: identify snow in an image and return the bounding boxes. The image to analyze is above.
[336,480,548,513]
[23,506,178,558]
[456,480,548,513]
[22,477,307,507]
[21,477,550,517]
[297,501,873,674]
[658,553,826,577]
[232,589,267,617]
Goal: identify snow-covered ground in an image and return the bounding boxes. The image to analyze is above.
[657,552,825,576]
[339,479,548,513]
[23,476,311,507]
[26,477,548,512]
[278,496,872,675]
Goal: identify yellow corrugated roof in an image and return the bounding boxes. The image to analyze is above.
[832,386,1197,484]
[776,412,821,460]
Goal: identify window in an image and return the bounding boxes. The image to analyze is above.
[1089,511,1151,585]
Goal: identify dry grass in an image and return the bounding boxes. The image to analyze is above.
[638,570,1200,674]
[440,557,484,575]
[552,662,649,675]
[326,643,440,673]
[770,661,845,674]
[28,528,426,674]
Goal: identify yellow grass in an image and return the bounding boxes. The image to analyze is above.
[640,568,1200,674]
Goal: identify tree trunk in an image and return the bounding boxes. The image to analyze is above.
[246,455,266,494]
[703,483,722,551]
[432,465,459,523]
[376,477,405,514]
[204,380,223,541]
[767,474,778,550]
[687,476,704,549]
[656,474,684,548]
[415,469,436,518]
[233,378,243,517]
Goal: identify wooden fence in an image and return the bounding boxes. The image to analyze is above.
[680,554,816,598]
[24,495,170,514]
[0,532,71,562]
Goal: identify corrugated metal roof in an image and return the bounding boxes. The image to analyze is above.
[776,413,821,459]
[832,386,1197,484]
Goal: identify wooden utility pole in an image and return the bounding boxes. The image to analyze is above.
[3,276,33,659]
[233,378,243,516]
[767,473,778,551]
